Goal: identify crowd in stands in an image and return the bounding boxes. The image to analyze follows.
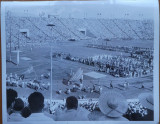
[7,88,154,121]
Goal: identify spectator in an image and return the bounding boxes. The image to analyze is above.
[54,96,90,121]
[21,107,31,118]
[7,89,18,115]
[124,101,148,121]
[110,82,113,88]
[90,91,128,121]
[99,86,103,94]
[24,92,53,121]
[138,93,154,121]
[88,108,104,121]
[13,98,24,111]
[8,98,24,121]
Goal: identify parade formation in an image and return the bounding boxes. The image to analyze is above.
[52,45,153,78]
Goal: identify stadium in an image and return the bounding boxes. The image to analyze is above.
[5,10,154,121]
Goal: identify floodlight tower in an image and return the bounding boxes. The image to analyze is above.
[47,23,55,103]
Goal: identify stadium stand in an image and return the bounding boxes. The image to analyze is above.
[5,16,154,48]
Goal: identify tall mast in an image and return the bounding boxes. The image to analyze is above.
[50,46,53,102]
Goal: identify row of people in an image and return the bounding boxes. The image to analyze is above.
[87,44,153,56]
[7,89,154,121]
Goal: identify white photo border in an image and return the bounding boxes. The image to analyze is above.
[1,1,159,124]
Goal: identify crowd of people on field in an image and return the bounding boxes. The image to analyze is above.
[57,79,103,96]
[6,73,50,91]
[52,49,153,78]
[87,44,153,55]
[7,88,154,121]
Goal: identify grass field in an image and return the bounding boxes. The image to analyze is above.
[6,39,153,100]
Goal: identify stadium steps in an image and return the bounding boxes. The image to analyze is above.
[100,19,122,39]
[113,19,139,40]
[126,21,143,40]
[40,17,67,39]
[82,19,99,38]
[85,19,105,38]
[70,18,96,39]
[112,20,131,40]
[95,19,115,39]
[97,19,116,39]
[25,18,54,39]
[62,18,89,40]
[48,17,76,39]
[55,17,81,40]
[139,21,153,40]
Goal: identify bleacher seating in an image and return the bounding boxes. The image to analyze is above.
[5,16,154,48]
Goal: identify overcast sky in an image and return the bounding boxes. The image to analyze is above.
[4,0,155,20]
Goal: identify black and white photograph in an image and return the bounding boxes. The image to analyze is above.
[1,0,159,124]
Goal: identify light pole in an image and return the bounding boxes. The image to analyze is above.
[47,23,55,103]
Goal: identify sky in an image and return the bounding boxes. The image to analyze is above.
[4,0,155,20]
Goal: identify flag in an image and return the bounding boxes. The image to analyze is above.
[70,68,83,82]
[24,66,34,74]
